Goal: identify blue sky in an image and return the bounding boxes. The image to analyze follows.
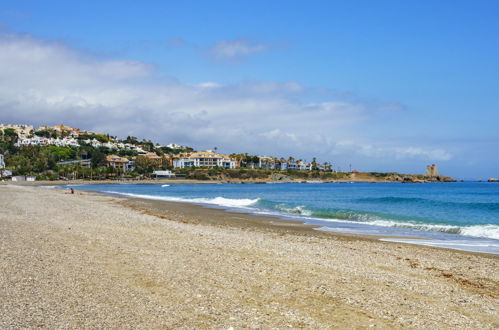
[0,1,498,178]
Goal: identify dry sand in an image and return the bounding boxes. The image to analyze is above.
[0,184,497,329]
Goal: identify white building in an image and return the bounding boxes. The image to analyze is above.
[15,136,47,147]
[166,143,183,149]
[258,156,277,169]
[51,137,80,147]
[173,151,237,169]
[15,137,80,148]
[153,170,175,178]
[0,154,5,169]
[83,138,103,148]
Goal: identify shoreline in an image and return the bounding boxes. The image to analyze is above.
[97,187,498,257]
[117,192,498,258]
[7,180,498,255]
[57,182,499,256]
[1,184,498,328]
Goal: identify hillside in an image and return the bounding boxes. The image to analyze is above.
[0,124,455,182]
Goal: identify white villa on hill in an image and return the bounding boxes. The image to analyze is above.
[15,136,80,148]
[166,143,183,149]
[173,151,237,169]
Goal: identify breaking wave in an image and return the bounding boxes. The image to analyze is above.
[254,199,499,240]
[103,191,259,208]
[100,191,499,240]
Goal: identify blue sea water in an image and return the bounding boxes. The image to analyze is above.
[65,182,499,254]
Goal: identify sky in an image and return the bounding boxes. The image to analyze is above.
[0,0,498,179]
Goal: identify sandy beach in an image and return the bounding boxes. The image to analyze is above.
[0,184,497,328]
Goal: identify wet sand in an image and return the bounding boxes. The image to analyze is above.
[0,184,497,328]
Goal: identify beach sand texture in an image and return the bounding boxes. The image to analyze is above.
[0,184,497,329]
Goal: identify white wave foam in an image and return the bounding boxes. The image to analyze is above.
[370,219,458,232]
[103,191,259,209]
[302,216,499,241]
[102,190,499,241]
[460,225,499,240]
[275,205,313,216]
[200,196,260,208]
[161,184,170,187]
[360,219,499,240]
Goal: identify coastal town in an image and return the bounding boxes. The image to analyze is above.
[0,122,465,182]
[0,123,339,181]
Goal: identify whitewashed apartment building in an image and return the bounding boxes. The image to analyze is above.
[173,151,237,169]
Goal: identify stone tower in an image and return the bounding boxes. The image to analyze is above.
[426,164,438,177]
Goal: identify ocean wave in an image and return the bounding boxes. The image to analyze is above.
[103,191,259,208]
[255,199,499,240]
[460,225,499,240]
[273,204,313,216]
[350,219,499,240]
[257,199,398,222]
[101,191,498,240]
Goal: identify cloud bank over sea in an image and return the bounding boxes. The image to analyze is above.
[0,32,457,173]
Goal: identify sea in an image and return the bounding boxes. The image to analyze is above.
[64,182,499,254]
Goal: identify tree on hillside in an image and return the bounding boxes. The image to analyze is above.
[311,157,318,170]
[123,136,139,144]
[77,133,108,143]
[2,128,18,143]
[0,128,19,154]
[134,156,154,175]
[91,151,107,168]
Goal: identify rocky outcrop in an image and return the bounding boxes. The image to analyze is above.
[488,178,499,182]
[388,174,457,183]
[269,173,294,182]
[435,176,457,182]
[401,177,424,183]
[386,174,403,182]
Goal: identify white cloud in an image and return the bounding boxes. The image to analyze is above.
[197,82,221,88]
[208,39,269,60]
[0,32,453,168]
[332,141,452,161]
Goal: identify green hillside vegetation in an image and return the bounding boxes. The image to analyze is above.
[1,126,434,182]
